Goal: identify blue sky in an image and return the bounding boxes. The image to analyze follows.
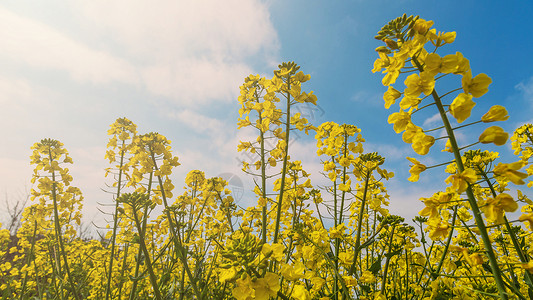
[1,0,532,227]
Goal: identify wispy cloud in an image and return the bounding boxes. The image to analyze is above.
[0,7,139,85]
[351,90,382,106]
[168,109,225,135]
[422,113,441,127]
[73,0,280,106]
[515,76,533,101]
[0,1,280,229]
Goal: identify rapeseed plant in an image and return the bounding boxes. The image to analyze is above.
[2,14,533,300]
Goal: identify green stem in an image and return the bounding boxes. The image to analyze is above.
[412,56,509,299]
[259,114,268,244]
[105,140,126,300]
[349,170,371,275]
[129,172,153,300]
[19,220,38,300]
[478,165,533,295]
[150,152,202,299]
[381,224,397,296]
[422,205,457,291]
[131,202,163,300]
[49,149,81,300]
[273,74,292,245]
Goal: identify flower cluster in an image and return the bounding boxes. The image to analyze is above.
[2,19,533,300]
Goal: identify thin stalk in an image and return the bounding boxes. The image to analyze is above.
[381,224,397,296]
[420,205,458,294]
[259,114,268,244]
[150,152,202,299]
[338,133,349,226]
[413,56,509,299]
[105,140,126,300]
[131,203,163,300]
[478,165,533,295]
[273,74,292,244]
[336,132,349,300]
[116,243,129,298]
[19,220,38,300]
[49,150,81,300]
[348,170,371,276]
[129,172,153,300]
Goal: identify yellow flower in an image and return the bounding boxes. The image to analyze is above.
[383,86,401,109]
[219,267,238,283]
[328,223,347,239]
[427,218,449,241]
[424,53,442,71]
[439,31,456,44]
[399,96,421,110]
[292,284,311,300]
[440,53,461,73]
[381,57,404,86]
[481,105,509,123]
[237,116,252,129]
[462,72,492,98]
[388,111,411,133]
[453,52,471,75]
[411,132,435,155]
[338,251,354,266]
[482,193,518,224]
[449,93,476,123]
[402,123,423,143]
[261,243,285,261]
[360,270,376,284]
[406,157,426,182]
[404,72,435,98]
[479,126,508,146]
[466,253,484,266]
[423,51,459,75]
[493,162,528,185]
[343,275,358,287]
[445,168,478,193]
[442,139,453,153]
[233,277,254,300]
[253,272,280,300]
[280,261,305,281]
[521,261,533,274]
[412,18,434,34]
[372,52,390,73]
[338,180,351,192]
[420,192,453,220]
[519,213,533,229]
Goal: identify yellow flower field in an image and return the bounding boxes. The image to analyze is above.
[1,15,533,300]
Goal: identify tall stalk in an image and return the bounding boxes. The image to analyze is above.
[149,151,202,299]
[273,72,291,245]
[48,149,81,300]
[412,60,508,298]
[105,139,126,300]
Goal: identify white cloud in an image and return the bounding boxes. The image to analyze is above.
[0,158,33,198]
[143,60,252,105]
[73,0,280,105]
[422,113,441,127]
[351,90,382,105]
[75,0,278,59]
[516,76,533,101]
[1,1,279,106]
[168,108,225,135]
[0,75,33,105]
[0,7,139,85]
[386,185,428,222]
[0,0,281,231]
[364,142,410,161]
